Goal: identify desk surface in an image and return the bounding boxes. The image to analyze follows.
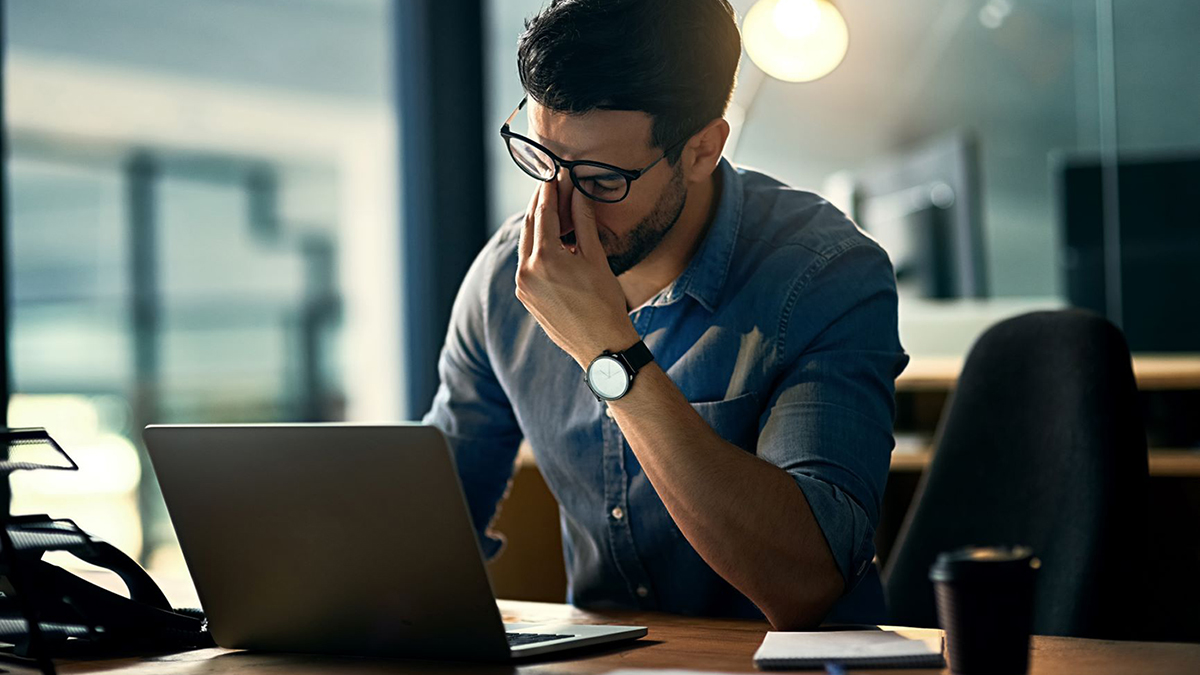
[58,600,1200,675]
[896,355,1200,392]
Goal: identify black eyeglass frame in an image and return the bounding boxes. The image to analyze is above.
[500,96,691,204]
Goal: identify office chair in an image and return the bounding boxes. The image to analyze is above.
[883,310,1149,639]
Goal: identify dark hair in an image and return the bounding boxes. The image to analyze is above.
[517,0,741,164]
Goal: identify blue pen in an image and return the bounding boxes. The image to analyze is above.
[824,663,846,675]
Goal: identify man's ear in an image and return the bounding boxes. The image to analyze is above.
[681,118,731,184]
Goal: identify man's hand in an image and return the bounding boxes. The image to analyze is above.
[515,179,639,368]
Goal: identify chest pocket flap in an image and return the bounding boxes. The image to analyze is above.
[689,392,761,452]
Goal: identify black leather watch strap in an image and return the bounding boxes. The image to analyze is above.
[617,340,654,374]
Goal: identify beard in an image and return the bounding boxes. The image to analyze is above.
[599,165,688,277]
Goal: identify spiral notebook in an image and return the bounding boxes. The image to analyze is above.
[754,628,945,670]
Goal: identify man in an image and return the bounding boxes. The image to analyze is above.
[423,0,907,629]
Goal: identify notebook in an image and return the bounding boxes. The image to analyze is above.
[753,628,945,670]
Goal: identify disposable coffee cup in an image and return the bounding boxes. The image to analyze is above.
[929,546,1040,675]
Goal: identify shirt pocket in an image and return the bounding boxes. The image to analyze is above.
[689,392,762,452]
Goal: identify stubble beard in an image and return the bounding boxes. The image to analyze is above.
[599,165,688,277]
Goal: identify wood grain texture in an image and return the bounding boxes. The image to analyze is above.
[55,600,1200,674]
[896,355,1200,392]
[889,447,1200,477]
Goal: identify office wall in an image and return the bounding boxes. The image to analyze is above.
[1112,2,1200,154]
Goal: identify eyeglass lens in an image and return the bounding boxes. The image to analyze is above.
[507,136,630,202]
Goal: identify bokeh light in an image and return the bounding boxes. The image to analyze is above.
[743,0,849,83]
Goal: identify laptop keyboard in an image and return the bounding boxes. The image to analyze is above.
[506,632,575,647]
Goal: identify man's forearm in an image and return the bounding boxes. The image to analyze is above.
[606,362,845,629]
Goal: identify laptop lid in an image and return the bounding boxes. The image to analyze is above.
[144,423,511,660]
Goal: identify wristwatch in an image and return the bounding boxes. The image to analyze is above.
[584,340,654,401]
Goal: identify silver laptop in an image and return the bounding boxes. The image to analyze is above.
[144,423,646,660]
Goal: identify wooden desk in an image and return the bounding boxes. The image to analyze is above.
[56,600,1200,674]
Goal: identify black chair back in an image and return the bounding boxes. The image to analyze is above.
[884,310,1148,639]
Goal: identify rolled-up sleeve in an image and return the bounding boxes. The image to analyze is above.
[422,231,523,559]
[756,241,908,593]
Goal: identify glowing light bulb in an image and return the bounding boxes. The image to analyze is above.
[743,0,849,83]
[773,0,822,39]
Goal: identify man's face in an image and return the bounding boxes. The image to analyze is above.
[525,100,688,276]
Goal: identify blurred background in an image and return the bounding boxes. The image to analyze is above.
[2,0,1198,634]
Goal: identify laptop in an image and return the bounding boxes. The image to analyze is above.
[144,423,647,660]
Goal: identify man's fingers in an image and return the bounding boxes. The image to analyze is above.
[571,188,603,263]
[518,186,539,262]
[533,178,560,252]
[556,172,575,251]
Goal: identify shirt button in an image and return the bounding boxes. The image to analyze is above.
[636,585,649,598]
[605,406,615,419]
[611,506,624,520]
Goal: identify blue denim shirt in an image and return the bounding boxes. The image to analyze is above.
[423,158,908,624]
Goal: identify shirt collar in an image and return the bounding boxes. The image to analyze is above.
[650,157,742,313]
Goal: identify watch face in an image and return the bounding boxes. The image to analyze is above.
[587,355,630,400]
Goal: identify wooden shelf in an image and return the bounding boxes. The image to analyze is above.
[523,440,1200,478]
[890,447,1200,477]
[896,354,1200,392]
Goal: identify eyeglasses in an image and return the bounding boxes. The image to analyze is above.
[500,97,689,204]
